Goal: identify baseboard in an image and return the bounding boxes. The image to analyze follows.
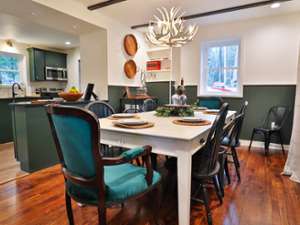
[240,139,289,151]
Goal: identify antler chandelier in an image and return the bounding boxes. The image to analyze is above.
[146,7,198,47]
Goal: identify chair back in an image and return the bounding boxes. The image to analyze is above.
[204,103,229,173]
[235,101,248,144]
[47,105,105,193]
[198,97,224,109]
[263,106,290,130]
[142,99,157,112]
[85,101,115,119]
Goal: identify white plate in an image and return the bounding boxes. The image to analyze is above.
[205,109,219,113]
[117,119,148,126]
[180,117,205,122]
[112,113,135,118]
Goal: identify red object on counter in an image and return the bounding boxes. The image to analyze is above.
[146,60,161,71]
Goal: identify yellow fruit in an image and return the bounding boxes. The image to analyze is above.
[69,86,79,94]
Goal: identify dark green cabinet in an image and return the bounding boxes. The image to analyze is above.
[45,51,67,68]
[28,48,46,81]
[28,48,67,81]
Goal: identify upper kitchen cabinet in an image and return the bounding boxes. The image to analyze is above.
[28,48,46,81]
[28,48,67,81]
[45,51,67,68]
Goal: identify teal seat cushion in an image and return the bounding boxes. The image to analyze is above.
[66,163,161,205]
[198,99,221,109]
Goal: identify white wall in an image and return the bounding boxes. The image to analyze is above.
[66,47,80,90]
[181,13,300,86]
[80,30,108,99]
[34,0,149,88]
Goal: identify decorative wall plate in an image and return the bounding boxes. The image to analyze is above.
[124,34,138,56]
[124,59,137,79]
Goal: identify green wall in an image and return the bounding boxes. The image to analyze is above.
[108,83,295,144]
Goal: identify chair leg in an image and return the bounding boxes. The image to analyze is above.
[248,129,255,151]
[153,184,164,225]
[151,153,158,170]
[264,133,270,156]
[278,131,285,155]
[231,147,241,181]
[212,175,223,205]
[65,192,74,225]
[224,156,231,185]
[217,154,225,197]
[201,184,213,225]
[97,207,107,225]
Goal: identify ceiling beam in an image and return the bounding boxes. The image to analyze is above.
[88,0,127,10]
[131,0,293,29]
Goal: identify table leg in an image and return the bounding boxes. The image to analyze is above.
[177,151,192,225]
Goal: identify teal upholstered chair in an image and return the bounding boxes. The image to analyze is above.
[46,105,161,225]
[198,97,224,109]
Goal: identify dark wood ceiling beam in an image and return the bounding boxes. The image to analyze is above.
[88,0,127,10]
[131,0,293,29]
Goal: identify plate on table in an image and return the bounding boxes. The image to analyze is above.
[204,109,220,114]
[179,117,205,123]
[117,119,148,126]
[111,113,136,119]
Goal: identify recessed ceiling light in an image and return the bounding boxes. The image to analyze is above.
[271,2,281,9]
[65,41,71,45]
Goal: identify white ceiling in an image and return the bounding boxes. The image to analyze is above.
[0,0,100,49]
[76,0,300,28]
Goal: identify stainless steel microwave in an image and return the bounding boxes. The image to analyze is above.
[45,67,68,81]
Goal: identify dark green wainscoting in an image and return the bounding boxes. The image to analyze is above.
[182,85,295,145]
[108,83,295,144]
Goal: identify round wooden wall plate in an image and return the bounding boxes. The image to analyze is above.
[124,60,137,79]
[124,34,138,56]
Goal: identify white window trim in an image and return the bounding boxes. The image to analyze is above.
[199,39,243,98]
[0,51,23,87]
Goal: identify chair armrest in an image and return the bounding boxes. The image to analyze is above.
[102,145,151,165]
[102,145,154,185]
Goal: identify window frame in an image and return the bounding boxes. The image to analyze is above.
[199,38,243,98]
[0,51,23,87]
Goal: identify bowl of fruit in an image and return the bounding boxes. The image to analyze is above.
[58,87,83,102]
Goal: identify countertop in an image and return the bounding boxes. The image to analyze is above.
[0,96,42,100]
[9,100,91,107]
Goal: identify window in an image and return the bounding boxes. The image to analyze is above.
[0,53,21,85]
[200,39,242,97]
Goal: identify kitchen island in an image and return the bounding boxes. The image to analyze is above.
[10,100,90,172]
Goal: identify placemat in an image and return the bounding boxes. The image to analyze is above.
[172,120,211,126]
[113,122,154,129]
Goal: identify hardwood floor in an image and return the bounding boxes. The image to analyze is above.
[0,147,299,225]
[0,143,28,185]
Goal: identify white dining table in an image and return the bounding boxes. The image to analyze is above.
[99,110,236,225]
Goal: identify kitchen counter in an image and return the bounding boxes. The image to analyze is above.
[10,100,91,172]
[9,100,90,107]
[0,96,41,100]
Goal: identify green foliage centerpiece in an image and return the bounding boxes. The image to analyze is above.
[155,104,194,117]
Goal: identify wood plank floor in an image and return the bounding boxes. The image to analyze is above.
[0,143,28,185]
[0,147,299,225]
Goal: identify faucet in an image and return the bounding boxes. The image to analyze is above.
[12,82,23,102]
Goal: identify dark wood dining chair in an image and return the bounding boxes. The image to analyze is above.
[191,103,229,225]
[248,105,289,155]
[142,99,157,112]
[46,105,162,225]
[85,101,122,157]
[220,101,248,184]
[164,103,229,225]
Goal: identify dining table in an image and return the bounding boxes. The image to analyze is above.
[99,110,236,225]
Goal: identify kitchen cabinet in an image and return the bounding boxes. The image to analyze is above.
[28,48,46,81]
[28,48,67,81]
[45,51,67,68]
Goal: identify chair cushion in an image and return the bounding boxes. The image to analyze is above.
[66,163,161,205]
[221,136,240,147]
